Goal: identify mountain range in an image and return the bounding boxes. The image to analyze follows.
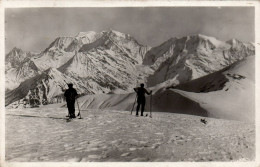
[5,30,255,110]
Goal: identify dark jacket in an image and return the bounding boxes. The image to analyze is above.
[64,88,78,102]
[134,87,151,103]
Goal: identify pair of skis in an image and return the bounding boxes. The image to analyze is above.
[66,99,82,121]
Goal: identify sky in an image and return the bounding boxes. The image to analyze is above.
[5,7,254,53]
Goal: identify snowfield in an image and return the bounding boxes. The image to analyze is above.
[6,103,254,162]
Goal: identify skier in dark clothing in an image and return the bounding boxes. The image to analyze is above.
[64,83,78,118]
[134,83,152,116]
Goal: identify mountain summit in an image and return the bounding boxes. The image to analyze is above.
[143,34,254,87]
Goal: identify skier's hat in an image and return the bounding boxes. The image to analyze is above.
[140,83,144,87]
[68,83,73,87]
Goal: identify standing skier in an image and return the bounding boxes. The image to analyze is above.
[134,83,152,116]
[64,83,78,119]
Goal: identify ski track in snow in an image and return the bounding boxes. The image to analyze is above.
[6,104,254,162]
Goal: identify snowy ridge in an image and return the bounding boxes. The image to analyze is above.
[59,46,146,94]
[33,32,102,71]
[76,31,97,38]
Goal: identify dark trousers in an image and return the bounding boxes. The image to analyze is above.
[136,100,146,116]
[67,100,75,117]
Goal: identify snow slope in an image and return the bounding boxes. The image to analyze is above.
[5,106,255,161]
[76,89,208,118]
[58,31,150,94]
[171,56,255,123]
[32,32,102,71]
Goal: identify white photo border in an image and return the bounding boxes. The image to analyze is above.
[0,1,259,167]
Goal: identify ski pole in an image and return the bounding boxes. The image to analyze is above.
[150,93,152,118]
[76,99,82,119]
[59,85,70,117]
[131,94,137,115]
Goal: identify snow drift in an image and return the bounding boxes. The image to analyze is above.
[171,56,255,123]
[76,88,208,118]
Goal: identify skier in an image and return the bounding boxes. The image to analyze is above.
[64,83,78,118]
[134,83,152,116]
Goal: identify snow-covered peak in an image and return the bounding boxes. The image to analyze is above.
[226,39,254,52]
[145,33,255,88]
[197,34,217,41]
[100,29,130,39]
[10,47,23,53]
[45,67,60,74]
[226,38,242,45]
[196,33,213,39]
[6,47,35,66]
[109,29,127,38]
[6,47,25,57]
[244,42,255,50]
[43,37,74,52]
[144,34,228,65]
[249,42,255,46]
[76,31,97,37]
[190,34,228,48]
[43,32,102,54]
